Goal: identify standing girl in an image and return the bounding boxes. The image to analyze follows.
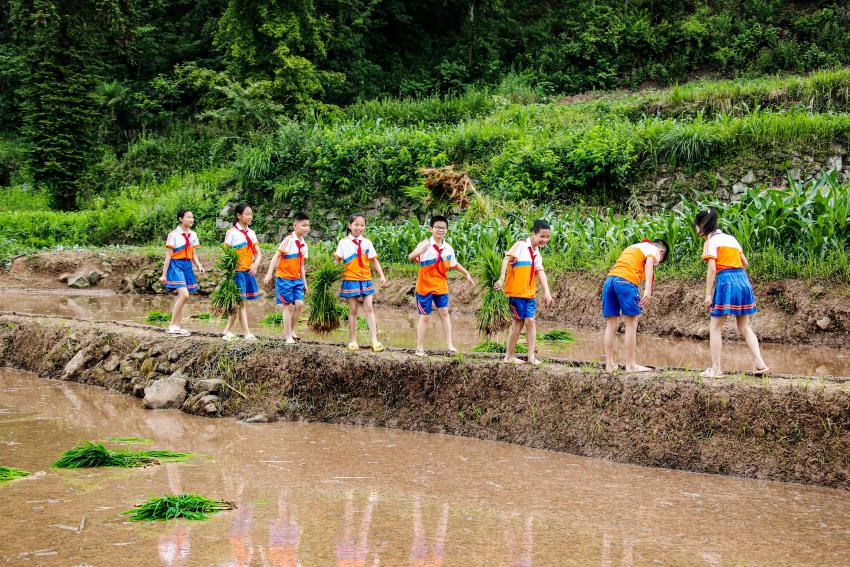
[159,209,204,336]
[695,207,768,377]
[223,204,263,342]
[334,213,387,352]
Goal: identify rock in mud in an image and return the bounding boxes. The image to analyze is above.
[243,413,273,423]
[62,349,90,380]
[143,372,188,409]
[816,316,833,331]
[67,272,91,289]
[87,271,102,285]
[102,354,121,372]
[192,378,223,395]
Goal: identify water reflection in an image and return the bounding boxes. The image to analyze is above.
[336,490,378,567]
[503,514,533,567]
[266,490,301,567]
[410,496,448,567]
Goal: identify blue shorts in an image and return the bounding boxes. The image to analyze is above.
[339,279,375,298]
[508,297,537,320]
[276,277,305,305]
[164,259,198,292]
[711,268,757,317]
[602,275,641,317]
[415,292,448,315]
[234,271,260,301]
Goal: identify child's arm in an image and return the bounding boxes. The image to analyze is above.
[640,261,655,307]
[704,259,717,310]
[371,257,387,287]
[250,246,262,276]
[301,262,308,292]
[191,251,205,275]
[263,251,280,286]
[493,256,510,290]
[453,262,475,286]
[740,251,749,269]
[538,269,554,305]
[159,249,173,283]
[408,239,430,262]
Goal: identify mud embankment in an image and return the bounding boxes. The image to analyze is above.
[1,313,849,488]
[3,250,849,346]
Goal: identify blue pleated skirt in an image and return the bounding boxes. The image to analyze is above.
[711,268,756,317]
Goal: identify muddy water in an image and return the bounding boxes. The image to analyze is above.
[2,368,850,566]
[1,289,848,377]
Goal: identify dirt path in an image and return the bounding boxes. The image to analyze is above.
[3,249,848,346]
[1,312,848,489]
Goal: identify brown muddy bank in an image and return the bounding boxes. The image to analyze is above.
[1,313,849,489]
[4,250,850,347]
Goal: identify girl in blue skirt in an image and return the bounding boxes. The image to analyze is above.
[222,203,263,341]
[159,209,205,336]
[696,208,768,377]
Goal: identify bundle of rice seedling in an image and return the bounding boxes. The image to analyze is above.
[52,442,193,468]
[539,328,576,343]
[108,436,154,445]
[260,312,283,325]
[403,165,477,211]
[192,312,212,320]
[146,311,172,323]
[0,466,30,482]
[470,340,527,354]
[211,245,242,316]
[124,494,235,521]
[307,258,344,333]
[473,242,511,335]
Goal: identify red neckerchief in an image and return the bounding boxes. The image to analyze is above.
[293,234,305,269]
[433,241,448,278]
[235,224,255,256]
[181,232,192,259]
[528,242,537,286]
[352,237,365,268]
[642,239,655,286]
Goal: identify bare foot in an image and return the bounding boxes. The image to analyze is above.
[285,337,296,345]
[415,350,427,357]
[701,367,723,378]
[447,346,458,355]
[624,364,652,373]
[752,366,770,376]
[502,356,526,365]
[529,358,542,366]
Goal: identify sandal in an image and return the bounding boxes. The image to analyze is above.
[415,350,428,357]
[752,366,770,376]
[222,332,236,342]
[244,334,257,342]
[371,341,385,352]
[347,342,360,351]
[166,327,190,337]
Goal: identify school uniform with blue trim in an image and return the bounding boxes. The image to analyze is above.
[503,238,544,320]
[414,237,457,315]
[275,233,308,305]
[225,224,261,301]
[164,228,200,292]
[703,230,756,317]
[335,235,377,298]
[602,241,660,317]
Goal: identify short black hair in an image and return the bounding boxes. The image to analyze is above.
[652,239,670,263]
[694,208,718,237]
[177,208,191,221]
[293,212,310,222]
[234,203,251,220]
[430,215,448,227]
[532,219,550,233]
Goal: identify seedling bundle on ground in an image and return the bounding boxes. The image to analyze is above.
[124,494,235,521]
[52,442,193,468]
[0,466,30,482]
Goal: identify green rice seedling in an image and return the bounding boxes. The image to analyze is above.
[307,257,344,333]
[261,312,283,325]
[124,494,235,521]
[337,302,350,320]
[108,437,154,445]
[470,340,528,353]
[193,312,212,320]
[539,328,576,343]
[146,310,172,323]
[211,245,242,316]
[356,317,369,331]
[52,442,193,468]
[473,235,511,335]
[0,466,30,482]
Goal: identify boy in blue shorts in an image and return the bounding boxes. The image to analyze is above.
[602,239,669,372]
[264,213,310,344]
[494,220,555,366]
[408,215,475,357]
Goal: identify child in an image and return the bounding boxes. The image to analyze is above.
[222,203,263,342]
[407,215,475,357]
[159,209,205,336]
[334,213,387,352]
[696,207,768,377]
[494,220,555,365]
[602,238,669,372]
[264,213,310,344]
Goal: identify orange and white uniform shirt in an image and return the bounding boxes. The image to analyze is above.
[702,230,744,271]
[334,235,377,281]
[276,233,309,280]
[165,228,199,260]
[225,224,259,271]
[607,241,660,286]
[503,238,544,298]
[415,237,457,296]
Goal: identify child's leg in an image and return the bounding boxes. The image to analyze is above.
[281,303,294,340]
[170,287,190,328]
[623,315,650,372]
[291,300,305,337]
[603,316,619,372]
[504,318,525,362]
[736,315,767,371]
[223,311,238,334]
[705,315,725,375]
[239,302,251,335]
[361,295,379,344]
[435,307,455,351]
[525,317,538,363]
[416,313,429,354]
[347,297,359,344]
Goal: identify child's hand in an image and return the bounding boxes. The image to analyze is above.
[250,264,259,276]
[543,292,554,306]
[379,275,388,288]
[263,274,272,287]
[704,296,713,310]
[466,274,476,286]
[640,292,652,308]
[159,275,166,284]
[493,278,504,291]
[198,265,205,275]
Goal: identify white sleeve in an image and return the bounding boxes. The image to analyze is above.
[224,229,236,247]
[334,239,345,259]
[165,232,176,249]
[190,232,200,247]
[534,252,544,271]
[702,238,718,261]
[366,238,378,259]
[302,242,309,259]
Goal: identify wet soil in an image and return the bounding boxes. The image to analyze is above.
[3,250,848,347]
[1,314,849,489]
[3,368,850,565]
